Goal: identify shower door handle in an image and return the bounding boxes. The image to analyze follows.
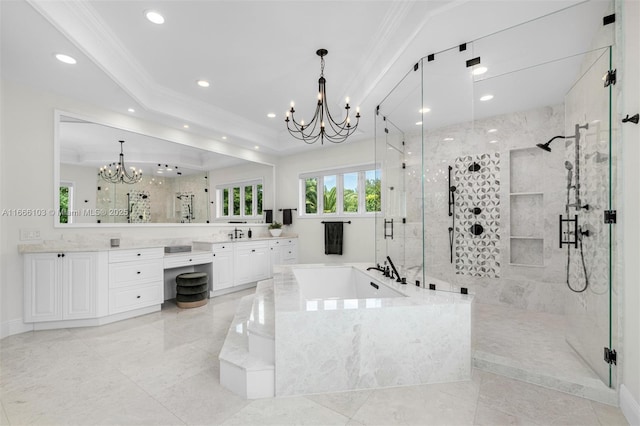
[384,218,394,240]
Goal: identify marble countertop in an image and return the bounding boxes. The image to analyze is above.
[273,263,474,313]
[18,234,298,254]
[193,235,297,244]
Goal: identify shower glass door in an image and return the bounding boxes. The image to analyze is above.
[469,0,616,388]
[563,46,616,387]
[374,66,420,280]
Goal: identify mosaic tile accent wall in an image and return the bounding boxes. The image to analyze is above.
[176,192,195,223]
[453,152,501,278]
[128,190,151,223]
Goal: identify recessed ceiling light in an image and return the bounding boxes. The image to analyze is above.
[222,136,227,140]
[197,80,210,88]
[145,10,165,24]
[127,108,135,113]
[416,121,423,126]
[480,94,494,101]
[472,66,488,76]
[254,145,260,150]
[444,137,454,141]
[488,128,497,133]
[489,140,498,144]
[183,124,189,129]
[419,108,431,114]
[267,113,276,118]
[55,53,76,65]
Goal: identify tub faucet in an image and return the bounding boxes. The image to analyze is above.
[386,256,402,283]
[366,264,385,274]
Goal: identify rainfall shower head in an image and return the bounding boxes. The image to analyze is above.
[536,135,566,152]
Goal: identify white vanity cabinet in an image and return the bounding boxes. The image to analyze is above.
[269,238,298,269]
[211,243,234,291]
[234,241,270,285]
[24,251,108,323]
[108,248,164,314]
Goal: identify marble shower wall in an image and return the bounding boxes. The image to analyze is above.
[403,104,568,314]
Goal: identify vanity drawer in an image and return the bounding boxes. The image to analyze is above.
[109,248,164,263]
[164,252,212,269]
[109,284,161,314]
[282,244,298,261]
[109,259,163,288]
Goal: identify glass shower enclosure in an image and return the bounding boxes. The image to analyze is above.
[375,0,617,390]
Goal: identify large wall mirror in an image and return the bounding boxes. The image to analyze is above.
[55,111,275,227]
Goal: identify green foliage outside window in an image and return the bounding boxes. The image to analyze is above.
[59,186,69,224]
[223,189,229,215]
[233,187,240,215]
[365,177,381,212]
[244,186,252,216]
[305,178,317,214]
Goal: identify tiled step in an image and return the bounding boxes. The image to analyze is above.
[219,294,274,399]
[247,279,275,365]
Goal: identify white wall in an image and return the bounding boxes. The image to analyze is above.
[276,140,376,264]
[0,80,277,335]
[620,0,640,422]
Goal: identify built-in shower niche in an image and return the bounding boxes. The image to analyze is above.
[509,148,544,266]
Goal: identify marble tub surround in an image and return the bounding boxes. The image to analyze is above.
[273,264,474,396]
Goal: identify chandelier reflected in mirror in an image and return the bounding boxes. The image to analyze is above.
[285,49,360,144]
[98,140,143,184]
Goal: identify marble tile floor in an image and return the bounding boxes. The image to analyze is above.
[0,289,628,426]
[473,302,615,404]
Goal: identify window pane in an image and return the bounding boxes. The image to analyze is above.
[343,172,359,213]
[223,188,229,216]
[59,186,69,224]
[233,187,241,215]
[244,186,253,216]
[365,170,381,212]
[305,178,317,214]
[323,175,336,213]
[257,184,263,214]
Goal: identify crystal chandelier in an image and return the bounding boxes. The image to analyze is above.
[285,49,360,144]
[98,140,143,184]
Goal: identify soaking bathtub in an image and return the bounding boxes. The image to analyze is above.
[272,264,474,396]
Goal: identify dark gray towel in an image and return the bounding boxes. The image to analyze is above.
[264,209,273,224]
[324,222,343,255]
[282,209,293,225]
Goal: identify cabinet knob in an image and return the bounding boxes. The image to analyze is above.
[213,254,216,257]
[137,253,141,256]
[136,295,141,299]
[189,259,192,262]
[137,271,141,274]
[251,249,256,252]
[61,253,65,257]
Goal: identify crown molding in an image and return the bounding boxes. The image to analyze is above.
[27,0,281,151]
